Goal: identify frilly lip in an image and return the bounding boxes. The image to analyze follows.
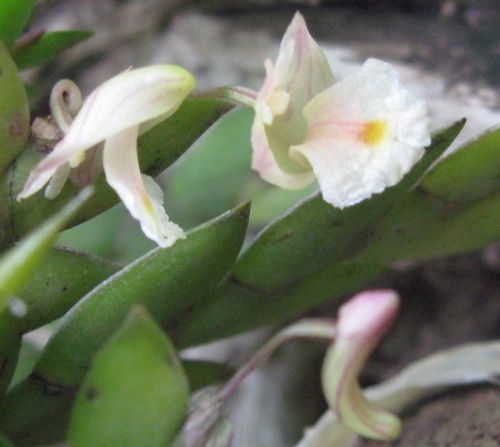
[251,13,431,210]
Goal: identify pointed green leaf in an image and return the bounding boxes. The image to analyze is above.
[9,337,40,390]
[230,120,464,291]
[12,30,93,70]
[0,188,93,396]
[0,0,35,47]
[68,307,188,447]
[175,261,383,347]
[171,121,465,346]
[35,202,249,387]
[356,190,500,263]
[421,126,500,203]
[0,201,247,445]
[0,42,29,173]
[6,98,233,241]
[18,247,119,332]
[0,188,93,305]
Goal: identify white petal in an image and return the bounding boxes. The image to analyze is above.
[251,120,314,189]
[17,65,195,199]
[103,126,185,248]
[292,58,429,208]
[44,163,71,199]
[251,13,334,186]
[274,13,334,102]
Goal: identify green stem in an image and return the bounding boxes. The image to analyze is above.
[191,86,257,108]
[218,319,336,400]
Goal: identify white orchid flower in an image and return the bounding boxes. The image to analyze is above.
[252,13,430,207]
[18,65,196,248]
[321,290,401,440]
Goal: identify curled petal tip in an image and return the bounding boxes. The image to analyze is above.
[322,290,401,441]
[338,289,400,338]
[18,65,194,247]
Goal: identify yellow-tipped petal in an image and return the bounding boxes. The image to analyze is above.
[103,126,185,248]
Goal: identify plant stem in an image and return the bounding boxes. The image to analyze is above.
[191,86,257,108]
[218,318,336,401]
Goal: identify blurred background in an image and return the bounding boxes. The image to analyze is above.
[21,1,500,445]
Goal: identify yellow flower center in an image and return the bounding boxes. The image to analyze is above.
[361,121,387,146]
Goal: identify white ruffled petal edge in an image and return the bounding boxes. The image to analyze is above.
[291,58,430,208]
[103,126,185,248]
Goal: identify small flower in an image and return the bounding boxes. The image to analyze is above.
[252,13,430,207]
[321,290,401,440]
[18,65,196,248]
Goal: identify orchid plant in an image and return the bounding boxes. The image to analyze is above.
[0,3,498,447]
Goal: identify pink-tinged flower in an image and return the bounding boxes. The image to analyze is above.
[17,65,196,248]
[321,290,401,440]
[252,13,430,207]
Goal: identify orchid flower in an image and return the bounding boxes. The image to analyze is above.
[252,13,430,207]
[321,290,401,440]
[17,65,196,248]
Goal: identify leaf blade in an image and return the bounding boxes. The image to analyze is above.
[12,30,93,70]
[0,0,35,47]
[68,307,188,447]
[0,42,29,172]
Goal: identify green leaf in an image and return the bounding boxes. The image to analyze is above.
[175,261,383,347]
[355,190,500,263]
[0,375,74,446]
[0,188,93,399]
[35,202,249,387]
[8,338,40,390]
[165,106,253,228]
[12,30,93,70]
[230,120,464,291]
[0,188,93,305]
[5,98,233,241]
[68,306,189,447]
[0,42,29,173]
[0,0,35,47]
[171,121,464,346]
[421,126,500,203]
[18,247,119,333]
